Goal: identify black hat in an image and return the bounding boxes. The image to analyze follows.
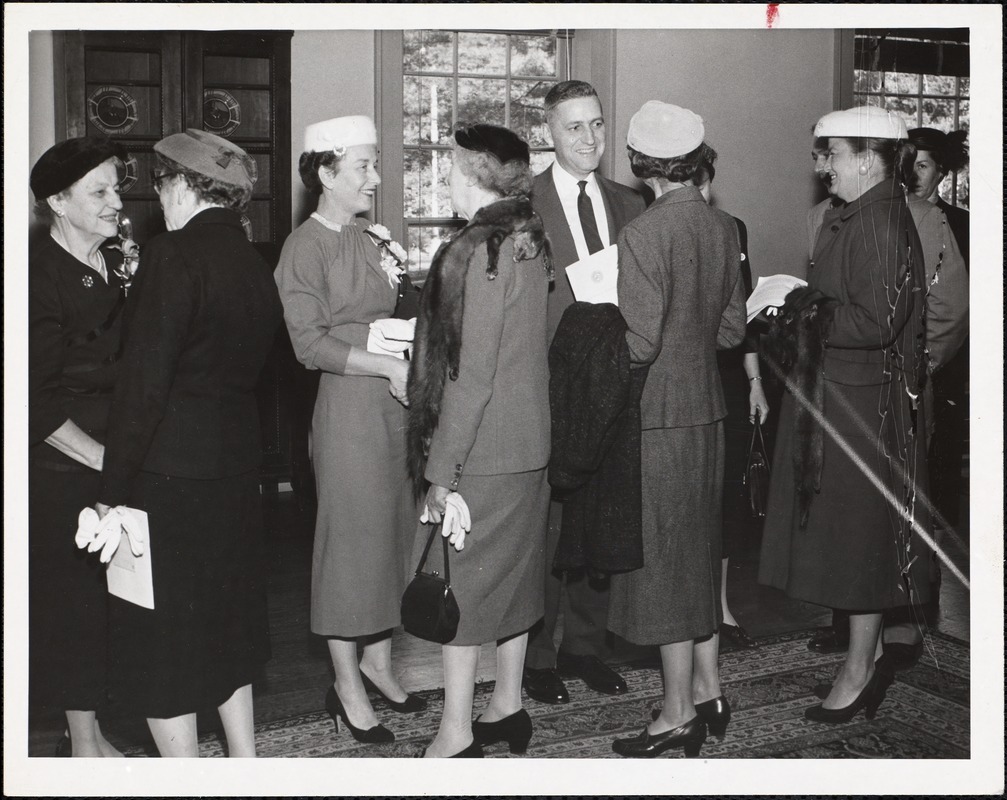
[30,136,129,201]
[908,127,968,172]
[454,124,530,165]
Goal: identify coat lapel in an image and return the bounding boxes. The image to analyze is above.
[533,167,578,269]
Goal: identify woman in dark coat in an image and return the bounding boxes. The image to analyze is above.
[758,106,929,723]
[96,129,282,756]
[29,137,130,757]
[608,102,747,758]
[694,153,770,650]
[408,124,552,758]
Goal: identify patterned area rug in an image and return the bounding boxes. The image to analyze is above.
[122,630,969,758]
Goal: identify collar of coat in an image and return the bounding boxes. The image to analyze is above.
[406,193,552,492]
[837,178,907,221]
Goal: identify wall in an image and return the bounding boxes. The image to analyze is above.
[28,31,56,213]
[289,30,375,226]
[611,29,836,279]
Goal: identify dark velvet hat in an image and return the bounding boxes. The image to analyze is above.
[454,124,530,165]
[908,127,969,172]
[30,136,128,201]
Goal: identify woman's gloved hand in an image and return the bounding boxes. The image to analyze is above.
[420,487,472,551]
[78,506,147,563]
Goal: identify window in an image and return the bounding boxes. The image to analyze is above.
[852,30,969,208]
[382,30,571,277]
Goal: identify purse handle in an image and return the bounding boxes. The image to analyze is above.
[746,409,769,468]
[415,523,450,585]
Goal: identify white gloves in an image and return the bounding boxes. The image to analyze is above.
[76,507,146,564]
[420,491,472,551]
[366,317,416,359]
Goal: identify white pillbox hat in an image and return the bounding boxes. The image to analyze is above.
[627,101,705,159]
[303,115,377,154]
[814,106,908,140]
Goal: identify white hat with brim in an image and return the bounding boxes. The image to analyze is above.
[627,101,705,159]
[304,115,377,154]
[814,106,908,140]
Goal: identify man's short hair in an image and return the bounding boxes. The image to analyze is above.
[543,80,600,119]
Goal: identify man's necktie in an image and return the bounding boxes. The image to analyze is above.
[577,180,604,255]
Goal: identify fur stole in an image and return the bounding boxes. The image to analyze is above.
[766,289,838,528]
[406,194,552,495]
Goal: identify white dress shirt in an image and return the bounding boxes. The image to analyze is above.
[551,163,611,261]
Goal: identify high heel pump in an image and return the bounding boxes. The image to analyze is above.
[651,696,731,740]
[804,665,893,723]
[325,686,395,744]
[472,708,533,754]
[612,716,707,758]
[360,671,427,713]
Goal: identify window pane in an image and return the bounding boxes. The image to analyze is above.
[884,71,920,95]
[854,69,882,93]
[886,95,919,128]
[955,164,969,209]
[959,77,969,97]
[458,32,507,75]
[403,148,453,219]
[510,34,556,77]
[404,30,454,73]
[407,224,462,276]
[510,80,551,147]
[458,78,506,127]
[530,151,554,176]
[921,96,955,130]
[404,75,454,145]
[922,74,955,96]
[958,99,969,135]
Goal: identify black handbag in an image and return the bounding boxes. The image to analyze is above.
[401,524,459,644]
[743,410,771,519]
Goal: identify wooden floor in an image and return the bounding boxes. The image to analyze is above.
[27,485,970,756]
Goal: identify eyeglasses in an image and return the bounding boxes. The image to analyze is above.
[151,170,178,192]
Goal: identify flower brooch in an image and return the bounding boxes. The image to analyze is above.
[365,223,409,287]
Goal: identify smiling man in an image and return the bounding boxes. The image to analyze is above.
[524,80,645,706]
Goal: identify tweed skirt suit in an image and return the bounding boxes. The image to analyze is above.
[608,186,747,645]
[410,200,552,646]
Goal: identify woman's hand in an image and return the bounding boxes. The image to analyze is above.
[749,380,770,424]
[386,357,410,407]
[420,484,450,524]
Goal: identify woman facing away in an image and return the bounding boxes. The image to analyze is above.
[96,129,282,756]
[408,123,553,758]
[275,115,423,747]
[607,101,748,758]
[758,106,930,723]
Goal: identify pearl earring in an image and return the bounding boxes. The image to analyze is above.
[858,165,868,175]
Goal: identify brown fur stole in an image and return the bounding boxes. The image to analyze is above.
[766,290,838,528]
[406,194,552,495]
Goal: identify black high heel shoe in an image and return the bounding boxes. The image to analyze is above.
[804,663,893,723]
[612,716,707,758]
[417,739,484,758]
[651,696,731,740]
[54,734,72,757]
[360,671,427,713]
[325,685,395,744]
[472,708,533,754]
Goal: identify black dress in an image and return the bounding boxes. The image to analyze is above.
[99,208,282,718]
[29,236,125,711]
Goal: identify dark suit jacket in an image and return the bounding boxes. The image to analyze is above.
[100,208,283,505]
[617,185,747,429]
[937,197,969,268]
[424,234,551,487]
[531,165,646,342]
